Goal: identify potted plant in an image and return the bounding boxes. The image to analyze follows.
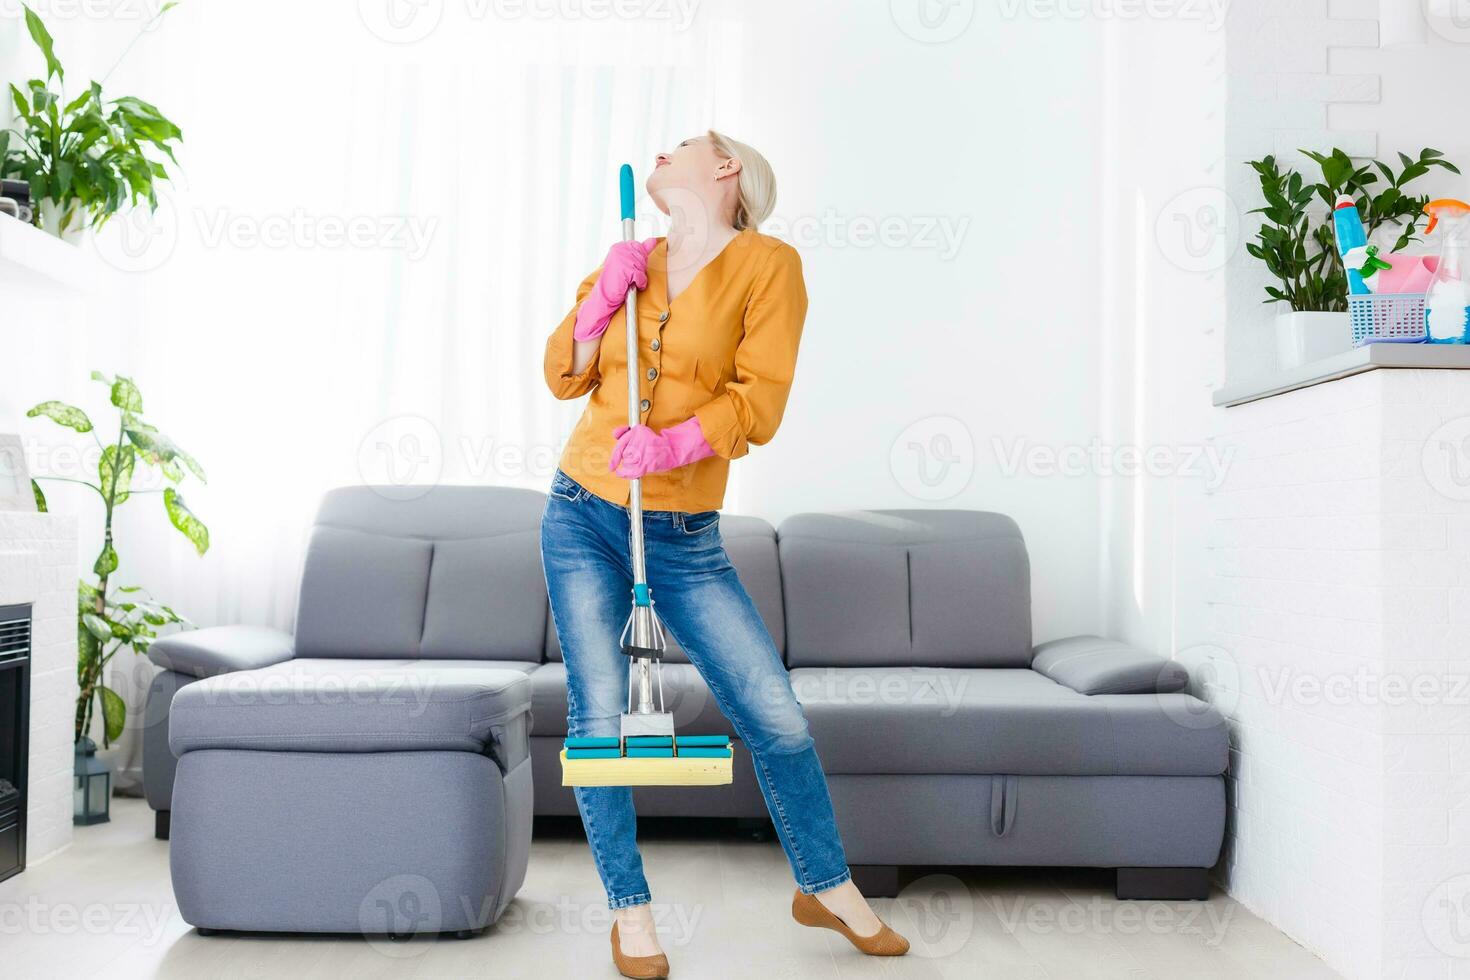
[1246,147,1459,368]
[0,4,183,241]
[27,372,209,755]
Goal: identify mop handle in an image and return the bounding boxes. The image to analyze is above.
[619,164,650,599]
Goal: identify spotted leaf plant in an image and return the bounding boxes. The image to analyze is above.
[27,372,208,746]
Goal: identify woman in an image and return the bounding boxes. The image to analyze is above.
[540,132,909,978]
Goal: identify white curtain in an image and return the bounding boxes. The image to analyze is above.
[20,1,745,789]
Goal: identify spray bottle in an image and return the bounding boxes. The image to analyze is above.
[1333,195,1370,295]
[1423,199,1470,344]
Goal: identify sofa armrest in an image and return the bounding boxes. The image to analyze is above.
[147,625,294,679]
[1032,635,1188,695]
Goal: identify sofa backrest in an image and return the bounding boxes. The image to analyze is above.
[777,510,1032,668]
[295,486,548,661]
[543,514,785,664]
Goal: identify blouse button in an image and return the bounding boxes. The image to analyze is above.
[639,399,650,412]
[647,368,658,381]
[650,338,660,351]
[658,311,669,323]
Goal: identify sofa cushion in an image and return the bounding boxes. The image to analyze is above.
[168,658,535,769]
[790,667,1226,776]
[544,514,785,665]
[778,511,1032,668]
[296,486,549,661]
[528,662,734,737]
[1032,635,1189,695]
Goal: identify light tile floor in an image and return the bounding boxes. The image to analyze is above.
[1,798,1340,979]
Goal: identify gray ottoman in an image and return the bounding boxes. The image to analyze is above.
[167,658,534,937]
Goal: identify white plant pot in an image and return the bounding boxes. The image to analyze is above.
[37,198,88,243]
[1275,311,1351,370]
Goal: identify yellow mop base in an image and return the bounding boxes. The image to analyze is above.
[559,748,735,787]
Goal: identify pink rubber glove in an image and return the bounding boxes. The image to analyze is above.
[609,418,716,478]
[573,238,658,341]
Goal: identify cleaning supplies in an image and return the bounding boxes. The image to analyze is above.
[560,164,735,789]
[1424,199,1470,343]
[1333,195,1370,295]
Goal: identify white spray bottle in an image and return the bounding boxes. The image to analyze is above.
[1424,199,1470,343]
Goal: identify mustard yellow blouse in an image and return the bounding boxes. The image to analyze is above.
[543,228,807,512]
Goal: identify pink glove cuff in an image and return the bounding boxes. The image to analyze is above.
[661,417,716,467]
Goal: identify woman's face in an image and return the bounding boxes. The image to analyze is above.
[646,135,737,217]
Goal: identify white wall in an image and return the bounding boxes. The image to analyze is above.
[726,1,1107,641]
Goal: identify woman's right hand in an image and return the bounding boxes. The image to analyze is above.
[573,239,658,341]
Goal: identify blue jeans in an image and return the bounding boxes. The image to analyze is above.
[540,469,851,909]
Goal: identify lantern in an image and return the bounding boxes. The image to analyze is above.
[73,737,111,825]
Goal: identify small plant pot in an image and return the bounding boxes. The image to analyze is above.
[37,198,88,243]
[1275,311,1351,370]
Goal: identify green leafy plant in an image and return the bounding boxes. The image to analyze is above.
[1246,147,1460,312]
[28,373,209,746]
[0,4,182,237]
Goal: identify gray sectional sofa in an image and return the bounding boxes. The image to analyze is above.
[146,485,1227,934]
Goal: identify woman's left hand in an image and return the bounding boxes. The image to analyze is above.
[609,418,715,478]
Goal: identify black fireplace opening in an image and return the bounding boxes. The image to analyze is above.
[0,602,31,884]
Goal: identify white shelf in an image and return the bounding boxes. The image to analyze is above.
[1213,343,1470,407]
[0,212,97,293]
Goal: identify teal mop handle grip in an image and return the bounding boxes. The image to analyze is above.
[619,164,637,222]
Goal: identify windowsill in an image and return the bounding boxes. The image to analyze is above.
[1212,343,1470,407]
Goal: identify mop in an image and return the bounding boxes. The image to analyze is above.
[560,165,736,788]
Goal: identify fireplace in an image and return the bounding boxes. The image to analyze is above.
[0,603,30,883]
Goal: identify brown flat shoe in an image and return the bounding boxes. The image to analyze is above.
[611,921,670,979]
[791,890,910,956]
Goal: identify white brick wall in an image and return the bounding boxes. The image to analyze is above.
[1209,369,1470,980]
[0,512,79,865]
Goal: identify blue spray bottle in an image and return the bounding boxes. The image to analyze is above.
[1333,195,1369,295]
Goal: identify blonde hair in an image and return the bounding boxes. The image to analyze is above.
[708,130,776,231]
